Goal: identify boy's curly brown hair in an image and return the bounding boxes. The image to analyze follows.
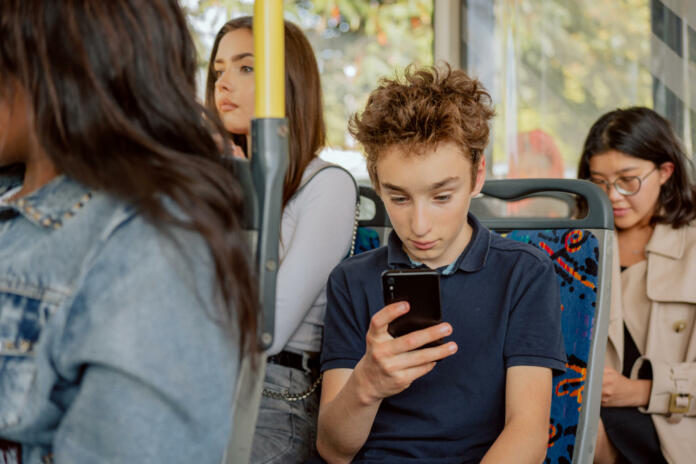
[349,64,495,188]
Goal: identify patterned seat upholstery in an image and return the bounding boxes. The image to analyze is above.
[353,227,381,255]
[354,185,390,255]
[504,229,600,464]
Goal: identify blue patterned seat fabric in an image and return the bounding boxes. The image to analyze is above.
[504,229,599,464]
[353,227,381,255]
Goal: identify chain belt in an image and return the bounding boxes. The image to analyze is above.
[262,372,323,401]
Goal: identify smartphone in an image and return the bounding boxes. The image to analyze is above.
[382,269,443,343]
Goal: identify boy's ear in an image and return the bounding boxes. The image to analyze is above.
[471,157,486,196]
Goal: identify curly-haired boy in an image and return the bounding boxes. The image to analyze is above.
[317,65,565,463]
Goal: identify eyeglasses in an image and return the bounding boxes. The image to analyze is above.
[589,167,657,196]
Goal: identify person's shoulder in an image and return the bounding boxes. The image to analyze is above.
[674,221,696,266]
[303,158,356,188]
[652,220,696,260]
[76,189,139,241]
[72,197,220,337]
[330,245,388,280]
[683,220,696,243]
[88,193,211,275]
[488,231,552,267]
[303,158,346,177]
[293,158,357,206]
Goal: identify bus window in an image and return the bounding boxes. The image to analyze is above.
[184,0,434,185]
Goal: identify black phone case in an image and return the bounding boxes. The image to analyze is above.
[382,269,442,342]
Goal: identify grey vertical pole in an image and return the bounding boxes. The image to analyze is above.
[252,118,289,350]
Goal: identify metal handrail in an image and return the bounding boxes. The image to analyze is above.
[479,178,614,230]
[224,2,287,462]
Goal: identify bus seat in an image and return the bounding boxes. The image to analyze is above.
[360,178,614,464]
[476,179,613,464]
[354,185,390,253]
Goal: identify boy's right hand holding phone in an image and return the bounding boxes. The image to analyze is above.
[353,301,458,405]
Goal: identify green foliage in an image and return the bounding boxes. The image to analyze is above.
[492,0,651,175]
[184,0,655,176]
[184,0,433,149]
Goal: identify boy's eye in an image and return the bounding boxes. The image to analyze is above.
[241,65,254,73]
[434,194,451,202]
[390,196,408,204]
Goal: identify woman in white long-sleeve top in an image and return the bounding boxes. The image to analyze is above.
[205,16,357,463]
[578,107,696,464]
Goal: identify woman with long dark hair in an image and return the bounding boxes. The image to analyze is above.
[0,0,256,462]
[205,17,357,463]
[578,107,696,464]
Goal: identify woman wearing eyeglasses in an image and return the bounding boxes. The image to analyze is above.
[578,107,696,464]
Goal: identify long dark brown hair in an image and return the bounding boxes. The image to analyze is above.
[205,16,326,207]
[0,0,258,355]
[578,107,696,228]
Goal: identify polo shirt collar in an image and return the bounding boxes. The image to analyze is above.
[386,213,491,274]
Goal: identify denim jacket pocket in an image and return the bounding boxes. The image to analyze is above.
[0,287,62,429]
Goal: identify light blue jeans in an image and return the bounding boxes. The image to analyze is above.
[250,362,320,464]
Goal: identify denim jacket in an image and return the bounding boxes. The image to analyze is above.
[0,173,239,463]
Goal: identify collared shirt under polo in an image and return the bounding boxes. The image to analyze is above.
[321,213,566,463]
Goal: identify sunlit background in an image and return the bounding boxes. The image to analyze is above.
[182,0,695,184]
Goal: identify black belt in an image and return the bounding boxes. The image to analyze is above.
[0,438,22,462]
[267,350,319,373]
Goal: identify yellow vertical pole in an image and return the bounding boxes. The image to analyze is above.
[225,3,287,462]
[251,0,288,350]
[253,0,285,118]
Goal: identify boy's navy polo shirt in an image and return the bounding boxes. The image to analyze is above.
[321,213,566,463]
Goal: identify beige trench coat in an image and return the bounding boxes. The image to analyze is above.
[605,222,696,464]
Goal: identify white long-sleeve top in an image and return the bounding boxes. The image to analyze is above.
[267,157,357,356]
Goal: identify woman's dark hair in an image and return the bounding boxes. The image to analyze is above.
[578,106,696,228]
[205,16,326,207]
[0,0,258,355]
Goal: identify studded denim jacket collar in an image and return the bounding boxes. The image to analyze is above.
[0,175,93,230]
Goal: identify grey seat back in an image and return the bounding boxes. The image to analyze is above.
[476,179,613,464]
